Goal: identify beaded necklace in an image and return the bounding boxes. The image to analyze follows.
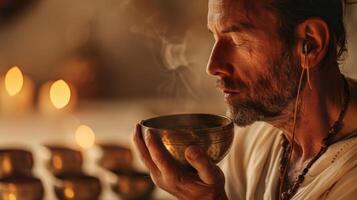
[278,75,350,200]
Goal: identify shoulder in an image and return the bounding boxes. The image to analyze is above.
[324,166,357,200]
[312,136,357,200]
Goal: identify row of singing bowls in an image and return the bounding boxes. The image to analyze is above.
[0,176,44,200]
[98,144,155,200]
[0,149,44,200]
[45,145,102,200]
[111,169,155,200]
[54,174,101,200]
[45,145,83,176]
[98,144,133,172]
[0,149,33,177]
[141,113,234,169]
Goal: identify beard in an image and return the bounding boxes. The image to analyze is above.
[220,52,301,127]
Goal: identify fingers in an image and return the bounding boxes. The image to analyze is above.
[134,124,178,179]
[134,125,227,199]
[133,124,160,176]
[185,146,224,185]
[145,130,177,176]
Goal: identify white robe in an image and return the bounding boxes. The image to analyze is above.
[222,122,357,200]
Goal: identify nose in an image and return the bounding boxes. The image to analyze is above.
[206,41,233,78]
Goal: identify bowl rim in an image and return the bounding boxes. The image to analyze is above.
[140,113,234,132]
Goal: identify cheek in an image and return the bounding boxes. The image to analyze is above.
[254,36,283,69]
[224,31,285,88]
[227,42,276,86]
[248,39,285,83]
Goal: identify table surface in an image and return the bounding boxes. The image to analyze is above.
[0,98,226,200]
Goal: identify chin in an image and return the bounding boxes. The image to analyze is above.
[228,106,264,127]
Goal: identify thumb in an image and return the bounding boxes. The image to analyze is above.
[185,146,225,185]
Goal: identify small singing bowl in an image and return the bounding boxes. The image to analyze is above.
[0,149,34,177]
[54,174,102,200]
[141,113,234,169]
[0,176,44,200]
[111,169,155,200]
[45,146,83,175]
[98,144,133,171]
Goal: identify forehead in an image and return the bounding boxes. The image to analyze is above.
[208,0,251,17]
[208,0,277,31]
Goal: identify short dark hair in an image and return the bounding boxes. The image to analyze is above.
[271,0,353,65]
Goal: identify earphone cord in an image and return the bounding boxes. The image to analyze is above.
[279,67,306,199]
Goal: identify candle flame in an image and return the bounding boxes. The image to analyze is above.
[2,156,11,174]
[50,80,71,109]
[52,155,63,170]
[4,66,24,96]
[64,188,74,198]
[75,125,96,149]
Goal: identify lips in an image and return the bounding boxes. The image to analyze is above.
[216,79,243,99]
[222,89,239,94]
[217,84,238,93]
[220,89,240,101]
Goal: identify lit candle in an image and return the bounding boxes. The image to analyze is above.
[75,124,96,150]
[38,79,77,115]
[74,124,97,173]
[0,66,34,116]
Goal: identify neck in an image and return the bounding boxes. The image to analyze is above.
[267,64,347,161]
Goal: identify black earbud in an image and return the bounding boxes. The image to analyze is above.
[303,40,311,55]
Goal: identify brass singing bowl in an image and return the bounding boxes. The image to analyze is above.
[0,176,44,200]
[0,149,34,177]
[141,113,234,169]
[45,145,83,176]
[111,169,155,200]
[54,174,102,200]
[98,144,133,171]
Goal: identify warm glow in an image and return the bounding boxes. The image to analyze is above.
[8,193,16,200]
[4,66,24,96]
[64,188,74,198]
[49,80,71,109]
[75,125,96,149]
[52,155,63,170]
[2,156,11,174]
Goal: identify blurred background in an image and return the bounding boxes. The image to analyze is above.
[0,0,356,199]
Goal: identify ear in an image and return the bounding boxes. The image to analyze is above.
[295,17,330,69]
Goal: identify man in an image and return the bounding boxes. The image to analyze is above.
[134,0,357,199]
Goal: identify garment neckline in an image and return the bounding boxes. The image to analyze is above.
[335,130,357,144]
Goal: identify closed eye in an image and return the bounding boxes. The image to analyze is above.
[231,36,248,47]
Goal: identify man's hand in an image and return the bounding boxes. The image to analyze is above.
[133,124,228,200]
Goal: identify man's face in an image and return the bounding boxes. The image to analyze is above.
[207,0,300,126]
